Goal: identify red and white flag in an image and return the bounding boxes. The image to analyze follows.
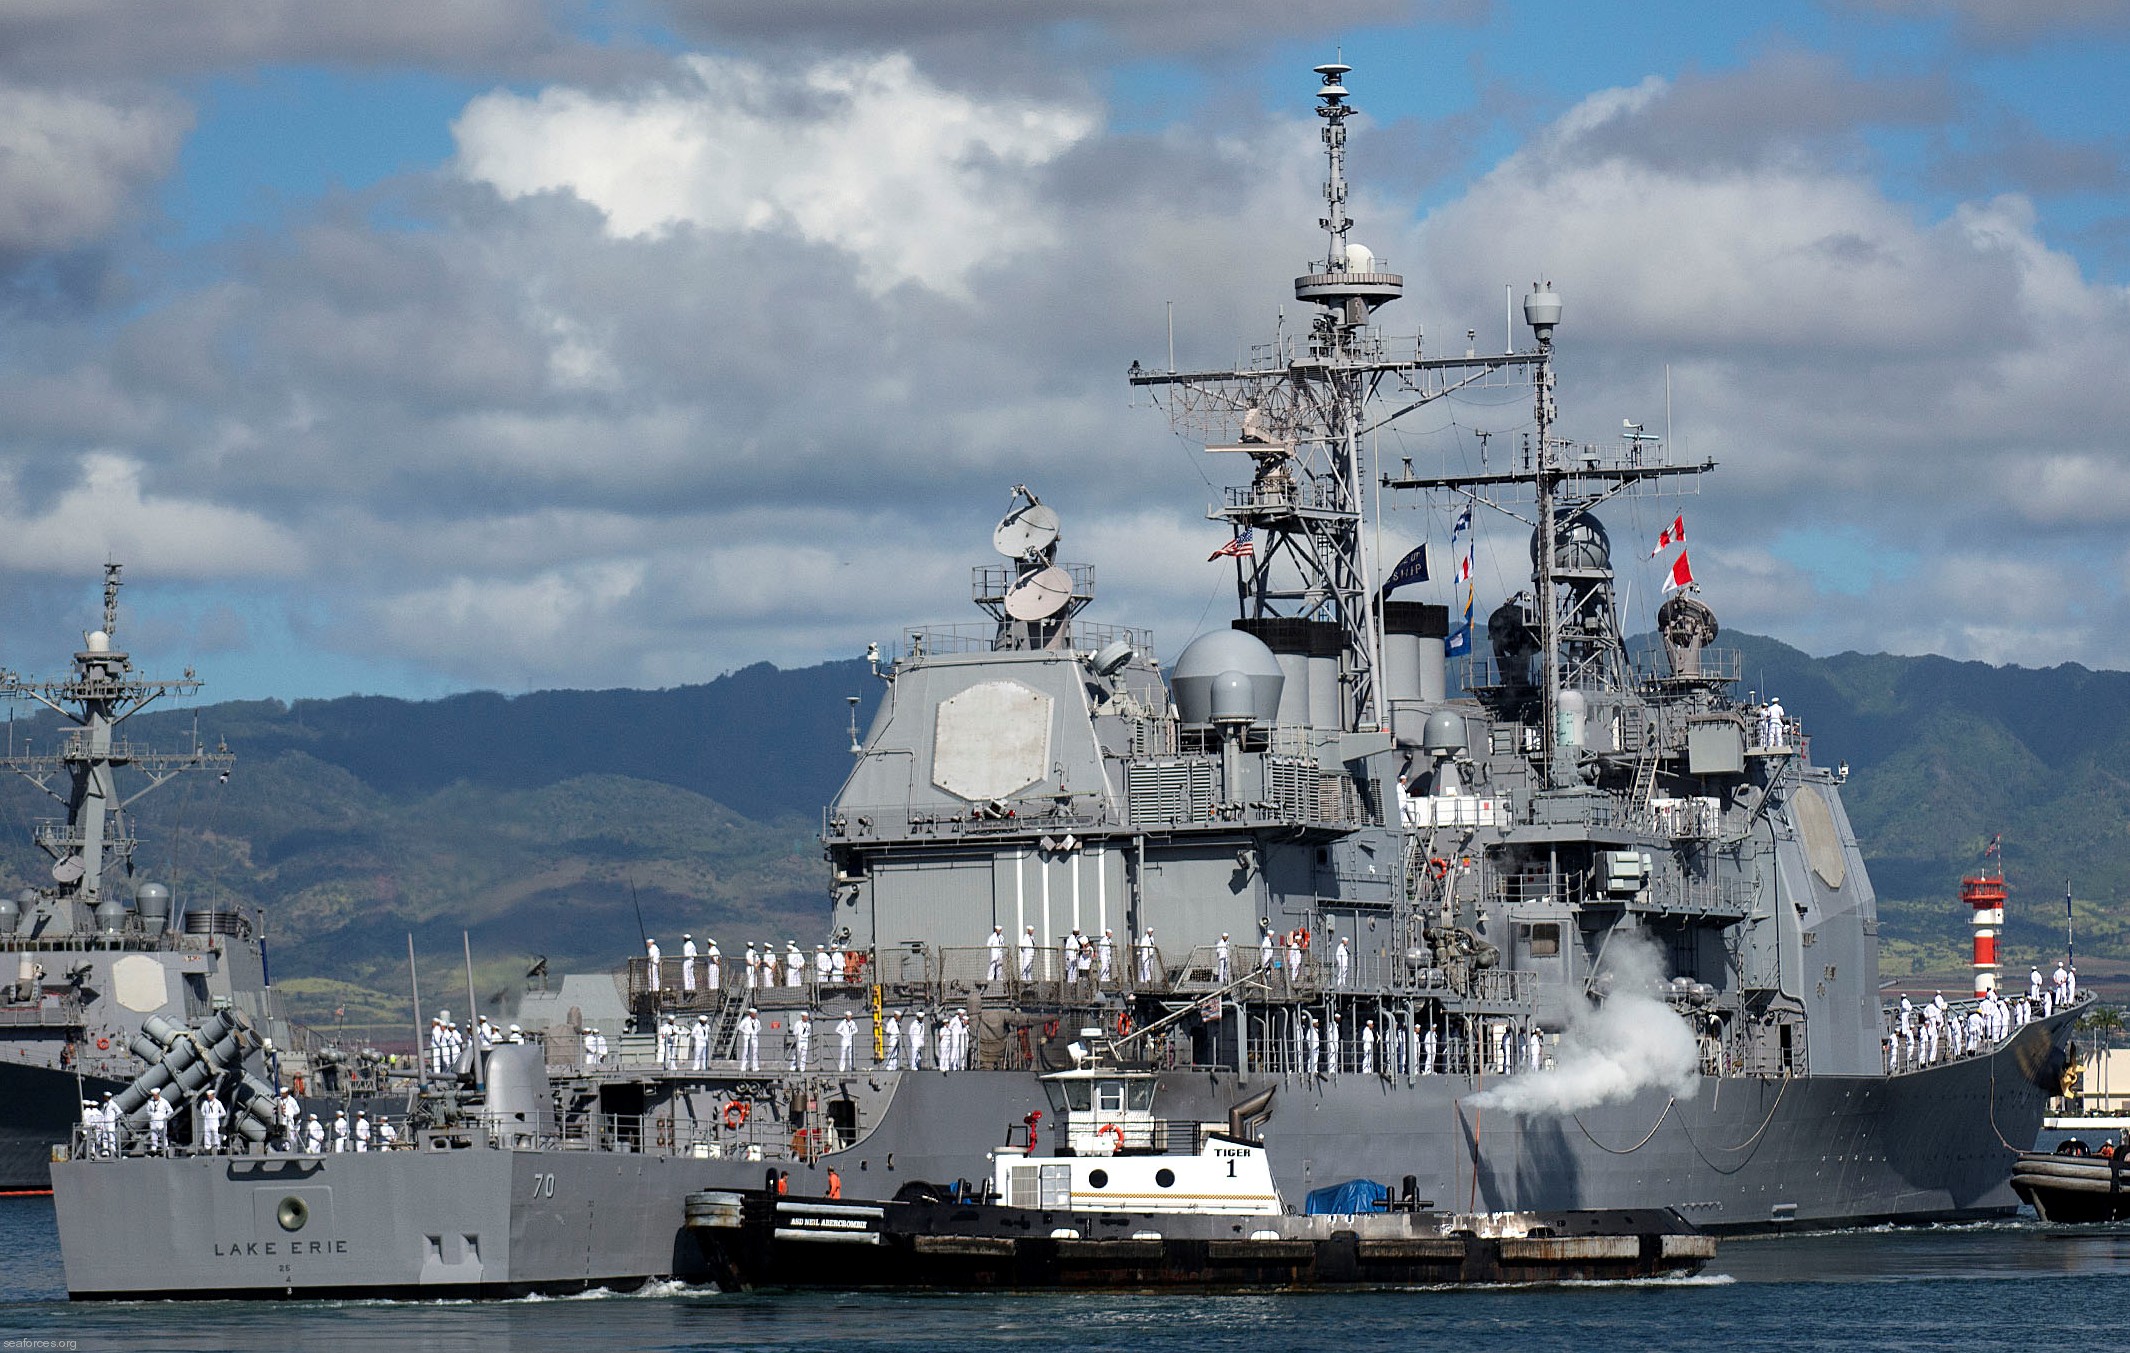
[1650,514,1685,556]
[1662,549,1695,592]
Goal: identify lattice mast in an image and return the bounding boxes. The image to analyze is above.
[1131,64,1515,733]
[0,564,232,916]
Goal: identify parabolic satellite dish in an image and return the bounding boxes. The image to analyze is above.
[993,502,1061,560]
[51,855,84,884]
[1003,566,1074,621]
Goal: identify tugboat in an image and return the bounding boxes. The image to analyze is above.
[48,59,2083,1301]
[687,1031,1715,1290]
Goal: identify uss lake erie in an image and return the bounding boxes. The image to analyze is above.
[4,1197,2128,1353]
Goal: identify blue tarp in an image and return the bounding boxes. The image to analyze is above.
[1303,1178,1388,1215]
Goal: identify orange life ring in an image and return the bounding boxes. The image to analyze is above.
[1097,1123,1124,1151]
[723,1100,749,1130]
[1429,857,1450,880]
[95,1036,110,1051]
[1115,1011,1132,1037]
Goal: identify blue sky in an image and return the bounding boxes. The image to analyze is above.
[0,0,2125,702]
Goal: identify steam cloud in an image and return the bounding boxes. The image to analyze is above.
[1468,928,1701,1115]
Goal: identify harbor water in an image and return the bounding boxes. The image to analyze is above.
[5,1195,2126,1352]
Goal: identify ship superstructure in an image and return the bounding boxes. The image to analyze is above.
[0,566,303,1186]
[48,63,2081,1301]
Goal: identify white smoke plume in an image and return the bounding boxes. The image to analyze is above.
[1468,927,1701,1115]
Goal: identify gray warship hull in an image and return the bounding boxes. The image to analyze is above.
[53,1007,2070,1300]
[0,1062,124,1191]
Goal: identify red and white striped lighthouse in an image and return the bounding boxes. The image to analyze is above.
[1964,838,2006,997]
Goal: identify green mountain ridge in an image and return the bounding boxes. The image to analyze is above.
[0,639,2120,1026]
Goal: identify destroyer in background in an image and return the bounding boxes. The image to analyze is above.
[51,63,2079,1300]
[0,566,302,1188]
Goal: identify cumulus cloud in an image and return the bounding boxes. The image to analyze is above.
[1834,0,2130,47]
[0,0,558,78]
[0,84,188,254]
[454,53,1098,296]
[0,454,307,577]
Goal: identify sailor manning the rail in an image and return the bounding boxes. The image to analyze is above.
[737,1007,762,1072]
[883,1011,901,1069]
[1099,929,1114,983]
[332,1110,350,1152]
[987,925,1005,981]
[145,1086,173,1155]
[705,937,721,991]
[646,936,661,991]
[908,1010,926,1071]
[837,1012,857,1071]
[354,1111,371,1152]
[691,1014,710,1071]
[1360,1020,1376,1075]
[1138,928,1155,983]
[1020,926,1037,982]
[1760,698,1785,748]
[198,1090,227,1153]
[681,934,697,993]
[1216,933,1231,983]
[1335,935,1351,988]
[792,1011,813,1071]
[302,1113,325,1153]
[277,1088,299,1150]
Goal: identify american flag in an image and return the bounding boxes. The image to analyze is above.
[1208,528,1255,561]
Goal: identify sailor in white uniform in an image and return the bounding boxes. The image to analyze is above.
[1098,929,1114,984]
[1326,1013,1341,1076]
[737,1008,762,1072]
[80,1099,104,1156]
[785,942,805,988]
[1064,929,1085,984]
[1138,929,1156,984]
[277,1089,300,1151]
[680,934,698,994]
[705,938,722,992]
[1360,1020,1376,1075]
[987,926,1005,982]
[428,1015,447,1075]
[883,1012,902,1070]
[198,1090,227,1153]
[332,1110,351,1153]
[378,1118,399,1149]
[1335,936,1351,988]
[302,1113,325,1154]
[1303,1013,1321,1075]
[743,942,760,989]
[645,936,661,992]
[2068,963,2079,1002]
[2030,967,2045,1004]
[145,1087,173,1155]
[354,1111,372,1152]
[907,1010,926,1071]
[814,945,834,986]
[1421,1022,1438,1075]
[837,1012,857,1071]
[1215,933,1231,983]
[1760,698,1785,747]
[1286,932,1303,983]
[792,1011,813,1071]
[691,1014,711,1071]
[1259,927,1274,973]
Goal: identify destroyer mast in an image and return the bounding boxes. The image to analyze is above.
[0,565,233,937]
